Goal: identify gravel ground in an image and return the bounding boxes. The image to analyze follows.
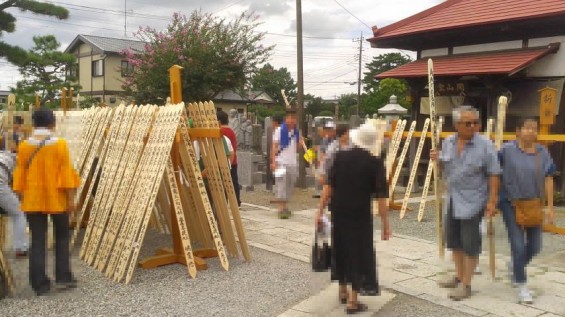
[242,185,565,266]
[375,292,473,317]
[1,230,329,317]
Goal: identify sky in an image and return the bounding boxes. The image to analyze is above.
[0,0,443,98]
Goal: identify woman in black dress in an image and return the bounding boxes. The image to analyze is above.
[317,122,390,314]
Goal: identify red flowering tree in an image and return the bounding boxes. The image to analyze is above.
[123,11,273,103]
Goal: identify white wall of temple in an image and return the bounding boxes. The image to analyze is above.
[452,40,523,54]
[420,47,449,58]
[527,36,565,77]
[419,36,565,78]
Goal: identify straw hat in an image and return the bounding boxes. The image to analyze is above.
[349,122,380,157]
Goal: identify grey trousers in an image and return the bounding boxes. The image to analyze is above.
[275,165,298,202]
[0,184,28,251]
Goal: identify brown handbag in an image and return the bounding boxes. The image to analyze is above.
[512,149,544,228]
[513,198,543,227]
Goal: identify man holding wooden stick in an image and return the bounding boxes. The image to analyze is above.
[431,105,501,301]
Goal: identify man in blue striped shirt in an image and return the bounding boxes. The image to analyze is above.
[431,105,501,300]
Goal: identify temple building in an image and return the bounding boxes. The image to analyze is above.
[368,0,565,192]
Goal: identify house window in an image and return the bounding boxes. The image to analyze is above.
[121,60,134,77]
[92,60,104,77]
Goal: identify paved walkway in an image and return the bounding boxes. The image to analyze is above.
[239,203,565,317]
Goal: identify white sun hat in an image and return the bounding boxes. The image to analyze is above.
[349,122,381,157]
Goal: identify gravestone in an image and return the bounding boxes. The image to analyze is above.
[228,109,243,148]
[349,115,362,129]
[264,117,273,190]
[252,124,262,154]
[237,151,263,191]
[238,117,251,149]
[244,120,253,150]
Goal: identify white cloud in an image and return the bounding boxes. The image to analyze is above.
[248,0,292,16]
[0,0,440,97]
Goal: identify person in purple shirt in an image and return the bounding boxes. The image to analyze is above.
[498,117,556,304]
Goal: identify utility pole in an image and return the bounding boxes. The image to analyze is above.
[296,0,306,188]
[353,32,363,115]
[124,0,127,37]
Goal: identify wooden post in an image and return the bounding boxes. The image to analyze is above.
[428,59,444,258]
[35,95,40,109]
[3,94,16,151]
[491,96,508,279]
[538,87,561,235]
[61,87,68,114]
[68,88,74,114]
[169,65,183,104]
[138,65,207,273]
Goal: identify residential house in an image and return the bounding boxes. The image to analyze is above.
[213,89,275,115]
[368,0,565,191]
[64,34,145,105]
[0,90,9,107]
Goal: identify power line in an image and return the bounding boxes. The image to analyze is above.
[333,0,372,30]
[305,69,356,89]
[14,14,122,32]
[43,2,359,40]
[214,0,246,13]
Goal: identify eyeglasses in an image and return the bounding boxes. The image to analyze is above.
[460,120,480,127]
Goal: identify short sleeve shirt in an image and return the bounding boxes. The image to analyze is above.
[439,133,501,219]
[499,141,556,201]
[273,126,298,166]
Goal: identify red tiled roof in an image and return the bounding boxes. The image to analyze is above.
[373,0,565,40]
[376,44,560,79]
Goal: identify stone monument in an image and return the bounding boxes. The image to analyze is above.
[243,120,253,150]
[228,109,243,148]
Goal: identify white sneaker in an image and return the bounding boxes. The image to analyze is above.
[518,285,533,304]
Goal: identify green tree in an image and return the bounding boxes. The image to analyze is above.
[318,110,333,117]
[360,78,410,116]
[247,103,285,124]
[362,52,411,93]
[11,35,78,105]
[124,11,273,103]
[0,1,68,65]
[305,96,334,117]
[250,63,296,106]
[337,93,357,119]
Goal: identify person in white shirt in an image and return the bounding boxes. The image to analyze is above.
[271,109,305,219]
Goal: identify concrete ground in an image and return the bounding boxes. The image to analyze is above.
[1,185,564,316]
[1,232,329,317]
[239,186,565,317]
[243,184,565,269]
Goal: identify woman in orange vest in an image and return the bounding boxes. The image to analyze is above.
[13,107,80,296]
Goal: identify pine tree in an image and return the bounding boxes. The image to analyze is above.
[0,0,68,65]
[11,35,78,105]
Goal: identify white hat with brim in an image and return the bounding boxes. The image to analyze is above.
[349,122,381,157]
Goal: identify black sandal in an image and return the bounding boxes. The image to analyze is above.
[346,302,368,314]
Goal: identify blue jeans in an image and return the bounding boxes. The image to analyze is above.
[499,199,542,283]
